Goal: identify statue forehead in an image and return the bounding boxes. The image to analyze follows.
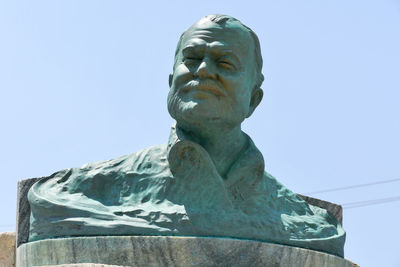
[180,19,253,50]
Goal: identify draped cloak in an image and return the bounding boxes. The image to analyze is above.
[28,125,345,257]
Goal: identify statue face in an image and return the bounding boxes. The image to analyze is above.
[168,19,258,130]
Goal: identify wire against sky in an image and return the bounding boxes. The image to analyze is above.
[342,195,400,209]
[304,178,400,195]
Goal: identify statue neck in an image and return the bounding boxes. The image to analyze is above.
[176,122,247,178]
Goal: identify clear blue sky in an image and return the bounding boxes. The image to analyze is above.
[1,1,399,266]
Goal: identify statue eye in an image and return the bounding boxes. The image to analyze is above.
[184,57,201,64]
[218,60,235,70]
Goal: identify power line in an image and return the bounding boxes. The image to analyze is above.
[342,195,400,209]
[304,178,400,195]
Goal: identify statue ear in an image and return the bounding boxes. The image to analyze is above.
[246,88,263,118]
[169,74,173,87]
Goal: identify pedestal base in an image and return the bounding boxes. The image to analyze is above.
[16,236,356,267]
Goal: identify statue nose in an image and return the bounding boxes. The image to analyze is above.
[194,58,217,79]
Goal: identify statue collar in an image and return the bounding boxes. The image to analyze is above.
[166,123,265,189]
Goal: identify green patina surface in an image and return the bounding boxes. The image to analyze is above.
[28,15,345,257]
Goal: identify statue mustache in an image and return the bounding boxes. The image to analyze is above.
[181,79,225,96]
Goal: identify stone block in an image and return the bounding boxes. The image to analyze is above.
[0,231,16,267]
[17,236,356,267]
[36,264,124,267]
[298,194,343,224]
[16,178,41,247]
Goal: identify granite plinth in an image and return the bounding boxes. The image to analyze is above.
[16,236,355,267]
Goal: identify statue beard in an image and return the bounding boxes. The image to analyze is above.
[167,89,203,128]
[167,88,245,132]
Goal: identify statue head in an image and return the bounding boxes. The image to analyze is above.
[167,15,264,132]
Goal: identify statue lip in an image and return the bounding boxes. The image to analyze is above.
[181,79,225,97]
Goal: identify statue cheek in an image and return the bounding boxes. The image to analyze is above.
[172,67,193,89]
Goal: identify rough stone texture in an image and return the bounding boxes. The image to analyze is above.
[16,178,40,247]
[17,236,355,267]
[0,231,16,267]
[298,194,343,225]
[36,264,124,267]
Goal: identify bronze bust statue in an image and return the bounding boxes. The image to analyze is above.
[28,14,345,257]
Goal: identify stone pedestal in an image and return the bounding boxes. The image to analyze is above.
[16,236,356,267]
[36,265,123,267]
[0,232,16,267]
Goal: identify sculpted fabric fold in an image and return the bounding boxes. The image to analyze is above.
[28,125,345,257]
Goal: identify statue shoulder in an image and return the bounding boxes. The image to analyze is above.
[28,144,169,202]
[78,143,168,173]
[260,171,315,214]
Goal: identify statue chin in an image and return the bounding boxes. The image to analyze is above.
[168,97,243,132]
[169,97,215,127]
